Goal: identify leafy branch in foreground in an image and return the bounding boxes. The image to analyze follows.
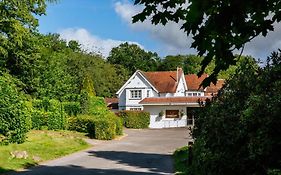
[133,0,281,87]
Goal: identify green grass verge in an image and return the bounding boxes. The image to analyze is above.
[0,130,90,173]
[173,146,189,175]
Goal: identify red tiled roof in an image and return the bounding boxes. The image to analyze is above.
[185,74,208,91]
[139,97,211,104]
[104,98,118,104]
[206,79,225,93]
[141,69,183,93]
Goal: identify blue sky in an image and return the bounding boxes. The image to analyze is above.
[38,0,281,60]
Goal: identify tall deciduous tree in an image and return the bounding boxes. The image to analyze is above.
[107,42,160,75]
[133,0,281,87]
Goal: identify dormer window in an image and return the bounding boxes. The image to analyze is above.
[130,90,142,99]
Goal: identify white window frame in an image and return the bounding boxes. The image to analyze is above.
[147,90,150,97]
[130,90,142,99]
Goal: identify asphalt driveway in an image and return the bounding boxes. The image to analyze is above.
[9,128,190,175]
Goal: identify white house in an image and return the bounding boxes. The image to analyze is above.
[116,68,224,128]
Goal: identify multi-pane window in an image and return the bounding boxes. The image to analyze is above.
[166,110,179,118]
[130,90,142,99]
[147,90,150,97]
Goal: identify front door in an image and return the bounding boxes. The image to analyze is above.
[186,107,195,126]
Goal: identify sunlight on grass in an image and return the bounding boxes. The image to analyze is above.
[0,130,90,173]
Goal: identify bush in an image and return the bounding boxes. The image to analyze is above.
[94,119,116,140]
[67,113,123,140]
[173,146,190,175]
[32,99,66,130]
[117,111,150,128]
[63,101,81,116]
[87,96,108,115]
[67,115,95,137]
[31,110,48,130]
[0,74,31,144]
[114,117,123,136]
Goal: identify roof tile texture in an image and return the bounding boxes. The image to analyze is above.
[142,70,181,93]
[185,74,208,91]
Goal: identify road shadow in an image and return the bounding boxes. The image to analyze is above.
[5,151,173,175]
[5,164,165,175]
[87,150,173,174]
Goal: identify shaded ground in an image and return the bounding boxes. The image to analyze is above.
[5,128,190,175]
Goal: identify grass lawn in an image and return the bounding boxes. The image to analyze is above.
[0,130,90,173]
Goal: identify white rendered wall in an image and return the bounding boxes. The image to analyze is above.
[143,105,188,128]
[118,73,158,110]
[174,76,187,96]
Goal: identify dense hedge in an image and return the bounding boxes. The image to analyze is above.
[67,115,96,137]
[63,101,81,116]
[117,111,150,128]
[94,119,116,140]
[67,113,123,140]
[87,96,108,115]
[0,74,31,144]
[31,99,66,130]
[173,146,190,175]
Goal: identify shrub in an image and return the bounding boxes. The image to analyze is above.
[31,110,48,130]
[117,111,150,128]
[114,117,123,136]
[63,101,81,116]
[47,111,66,130]
[32,99,66,130]
[0,74,30,144]
[67,115,95,137]
[67,113,122,140]
[94,119,116,140]
[87,96,108,115]
[173,146,190,175]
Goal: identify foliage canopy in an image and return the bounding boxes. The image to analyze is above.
[189,51,281,175]
[133,0,281,87]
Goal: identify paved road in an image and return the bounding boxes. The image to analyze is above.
[9,128,190,175]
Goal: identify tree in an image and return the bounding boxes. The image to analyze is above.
[0,73,31,144]
[133,0,281,87]
[189,51,281,175]
[160,54,245,79]
[107,42,160,75]
[67,52,129,97]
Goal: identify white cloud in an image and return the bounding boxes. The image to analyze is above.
[243,22,281,61]
[59,28,142,57]
[115,1,281,60]
[114,1,196,56]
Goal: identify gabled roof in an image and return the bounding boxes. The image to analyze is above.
[185,74,208,91]
[141,68,183,93]
[139,97,211,105]
[116,70,159,95]
[206,79,225,93]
